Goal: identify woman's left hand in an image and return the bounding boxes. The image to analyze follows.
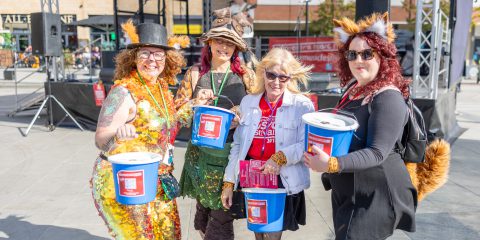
[260,159,281,175]
[304,145,330,172]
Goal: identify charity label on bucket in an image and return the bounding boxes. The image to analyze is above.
[302,111,359,157]
[198,113,223,139]
[117,170,145,197]
[247,199,268,224]
[191,105,235,149]
[307,132,333,156]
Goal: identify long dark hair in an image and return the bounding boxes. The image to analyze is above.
[199,44,245,78]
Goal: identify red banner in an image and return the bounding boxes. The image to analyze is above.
[268,37,337,73]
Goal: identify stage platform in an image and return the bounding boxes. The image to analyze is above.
[47,81,462,143]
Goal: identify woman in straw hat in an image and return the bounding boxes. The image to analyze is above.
[304,13,450,239]
[175,7,255,240]
[92,21,209,239]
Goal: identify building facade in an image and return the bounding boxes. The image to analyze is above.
[0,0,203,52]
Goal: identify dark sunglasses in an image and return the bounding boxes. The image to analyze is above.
[344,49,376,61]
[265,71,291,83]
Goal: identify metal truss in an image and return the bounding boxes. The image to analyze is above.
[203,0,212,33]
[40,0,59,15]
[412,0,450,99]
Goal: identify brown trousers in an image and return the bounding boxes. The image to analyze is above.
[194,200,234,240]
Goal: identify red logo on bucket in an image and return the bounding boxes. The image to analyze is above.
[307,132,333,156]
[198,114,223,139]
[247,199,268,224]
[117,170,145,197]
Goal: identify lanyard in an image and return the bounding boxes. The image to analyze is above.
[136,70,171,133]
[210,64,231,106]
[261,93,283,157]
[334,82,361,112]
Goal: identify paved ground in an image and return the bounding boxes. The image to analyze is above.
[0,69,479,239]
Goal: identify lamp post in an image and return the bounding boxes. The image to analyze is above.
[305,0,310,37]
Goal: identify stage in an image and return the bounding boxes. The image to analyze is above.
[47,81,462,143]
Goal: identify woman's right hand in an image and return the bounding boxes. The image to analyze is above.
[115,123,138,141]
[194,89,215,106]
[221,185,234,209]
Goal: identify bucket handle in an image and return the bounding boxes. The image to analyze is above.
[212,94,236,108]
[317,108,358,123]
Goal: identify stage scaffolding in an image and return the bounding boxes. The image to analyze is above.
[413,0,451,99]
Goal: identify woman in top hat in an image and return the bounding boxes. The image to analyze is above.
[303,13,450,239]
[175,7,255,240]
[92,20,208,240]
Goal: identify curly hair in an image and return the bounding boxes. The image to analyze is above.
[113,48,186,85]
[336,32,411,98]
[252,48,312,95]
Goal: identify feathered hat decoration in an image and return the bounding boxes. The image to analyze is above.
[333,12,395,47]
[121,19,188,50]
[167,35,191,50]
[121,19,139,44]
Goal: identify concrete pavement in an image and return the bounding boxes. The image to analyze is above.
[0,74,479,239]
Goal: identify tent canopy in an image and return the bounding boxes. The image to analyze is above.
[69,15,114,32]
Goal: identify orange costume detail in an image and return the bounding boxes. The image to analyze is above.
[91,72,193,240]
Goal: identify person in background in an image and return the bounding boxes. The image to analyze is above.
[175,7,255,240]
[91,46,101,68]
[221,48,314,240]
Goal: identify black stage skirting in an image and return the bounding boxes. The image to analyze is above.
[47,82,461,143]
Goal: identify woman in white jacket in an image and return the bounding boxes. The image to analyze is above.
[221,48,315,240]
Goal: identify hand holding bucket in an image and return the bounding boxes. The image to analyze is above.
[302,108,359,157]
[304,145,330,172]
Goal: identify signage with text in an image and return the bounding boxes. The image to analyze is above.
[269,37,337,73]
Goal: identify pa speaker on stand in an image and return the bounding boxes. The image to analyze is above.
[20,12,84,137]
[30,12,62,57]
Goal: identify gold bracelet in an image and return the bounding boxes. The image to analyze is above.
[222,182,234,191]
[270,151,287,166]
[327,157,340,173]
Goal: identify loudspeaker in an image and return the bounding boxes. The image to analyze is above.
[355,0,390,21]
[30,12,62,56]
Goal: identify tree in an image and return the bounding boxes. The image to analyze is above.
[402,0,450,31]
[309,0,356,36]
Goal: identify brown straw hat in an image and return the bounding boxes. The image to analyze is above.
[200,7,252,51]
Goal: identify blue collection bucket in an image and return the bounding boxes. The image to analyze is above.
[108,152,161,205]
[191,105,235,149]
[243,188,287,233]
[302,111,359,157]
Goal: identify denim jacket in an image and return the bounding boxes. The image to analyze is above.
[223,89,315,195]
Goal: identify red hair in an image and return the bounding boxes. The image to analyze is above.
[336,32,411,98]
[199,45,246,78]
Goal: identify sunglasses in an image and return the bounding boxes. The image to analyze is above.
[344,49,376,61]
[265,71,291,83]
[137,50,166,61]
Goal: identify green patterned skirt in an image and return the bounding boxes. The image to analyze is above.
[179,141,232,210]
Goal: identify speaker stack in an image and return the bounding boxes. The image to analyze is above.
[30,12,62,57]
[355,0,390,21]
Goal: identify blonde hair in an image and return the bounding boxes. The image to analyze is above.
[251,48,312,94]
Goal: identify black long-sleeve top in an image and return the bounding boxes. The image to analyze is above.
[337,89,408,171]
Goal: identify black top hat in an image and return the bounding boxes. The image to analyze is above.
[126,23,174,50]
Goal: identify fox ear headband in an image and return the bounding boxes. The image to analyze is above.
[333,12,395,47]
